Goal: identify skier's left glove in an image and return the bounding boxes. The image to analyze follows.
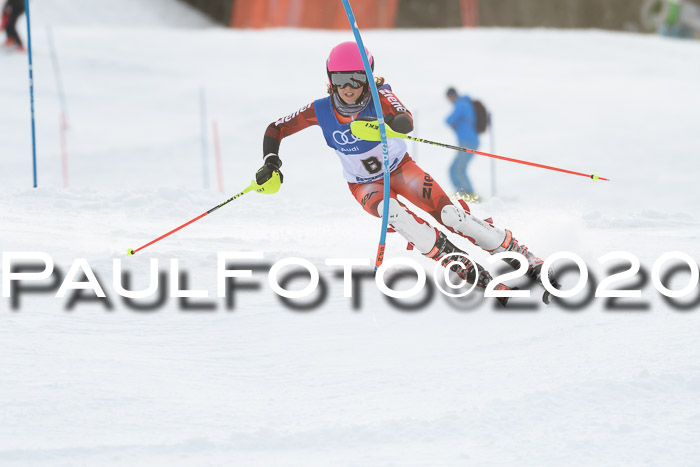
[256,154,284,186]
[356,114,413,134]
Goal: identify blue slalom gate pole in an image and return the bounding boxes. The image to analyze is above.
[24,0,38,187]
[340,0,391,273]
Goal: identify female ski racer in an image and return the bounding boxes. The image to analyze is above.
[255,41,551,298]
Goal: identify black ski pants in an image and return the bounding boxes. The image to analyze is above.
[4,0,25,47]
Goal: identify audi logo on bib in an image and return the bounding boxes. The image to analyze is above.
[332,129,359,146]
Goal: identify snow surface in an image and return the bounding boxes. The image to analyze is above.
[1,0,700,465]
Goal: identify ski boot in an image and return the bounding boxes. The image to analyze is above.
[427,232,512,307]
[492,230,550,280]
[492,230,560,304]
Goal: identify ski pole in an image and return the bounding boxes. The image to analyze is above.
[351,120,610,182]
[127,173,281,256]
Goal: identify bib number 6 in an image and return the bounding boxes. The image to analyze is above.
[362,156,382,174]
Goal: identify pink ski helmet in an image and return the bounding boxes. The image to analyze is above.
[326,41,374,82]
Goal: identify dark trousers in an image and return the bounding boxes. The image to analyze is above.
[5,2,25,47]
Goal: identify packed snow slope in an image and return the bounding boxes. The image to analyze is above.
[1,0,700,465]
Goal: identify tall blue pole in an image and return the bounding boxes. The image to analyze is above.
[24,0,38,187]
[340,0,391,273]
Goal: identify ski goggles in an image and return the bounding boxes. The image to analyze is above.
[330,72,368,89]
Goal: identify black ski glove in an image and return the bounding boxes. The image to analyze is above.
[256,154,283,185]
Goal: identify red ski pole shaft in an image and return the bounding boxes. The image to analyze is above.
[407,136,610,182]
[350,121,609,182]
[127,182,256,256]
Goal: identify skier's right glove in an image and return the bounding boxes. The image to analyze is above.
[256,154,284,186]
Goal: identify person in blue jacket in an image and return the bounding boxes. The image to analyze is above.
[445,87,479,196]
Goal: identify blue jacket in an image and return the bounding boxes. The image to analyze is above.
[446,95,479,147]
